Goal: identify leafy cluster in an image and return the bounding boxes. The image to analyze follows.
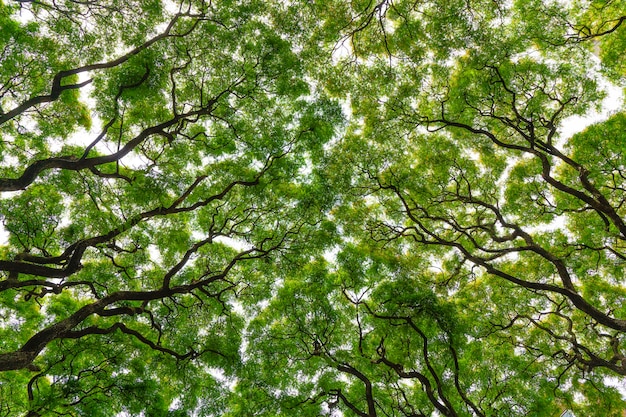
[0,0,625,416]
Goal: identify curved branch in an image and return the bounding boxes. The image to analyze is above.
[62,323,198,360]
[0,243,259,371]
[378,180,626,332]
[0,145,278,286]
[0,89,226,191]
[0,11,199,126]
[336,362,378,417]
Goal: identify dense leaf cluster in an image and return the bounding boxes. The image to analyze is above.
[0,0,625,415]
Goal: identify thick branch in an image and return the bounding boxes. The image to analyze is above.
[0,12,196,126]
[0,150,273,285]
[335,363,378,417]
[381,181,626,331]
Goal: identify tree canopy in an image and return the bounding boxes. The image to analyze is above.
[0,0,625,415]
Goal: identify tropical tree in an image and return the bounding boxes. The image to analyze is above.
[0,0,341,415]
[240,0,626,416]
[1,0,625,416]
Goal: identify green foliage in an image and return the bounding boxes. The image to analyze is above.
[1,0,625,416]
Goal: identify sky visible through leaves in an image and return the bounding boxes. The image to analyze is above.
[1,0,626,416]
